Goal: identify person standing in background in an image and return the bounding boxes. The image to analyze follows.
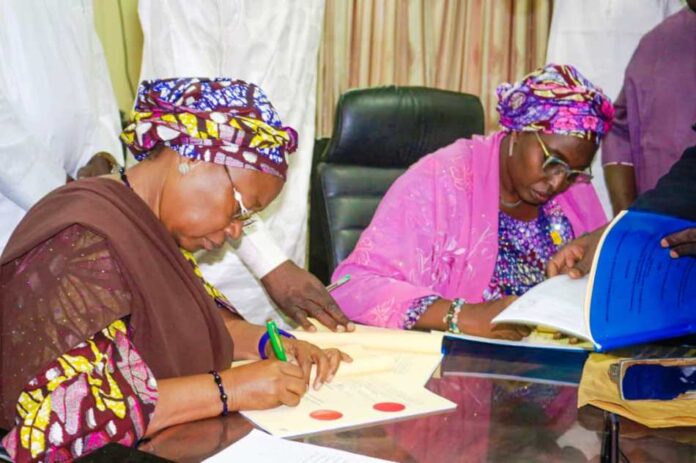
[602,1,696,215]
[137,0,353,331]
[0,0,123,255]
[546,0,684,217]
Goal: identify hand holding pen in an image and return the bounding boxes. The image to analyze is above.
[298,274,354,332]
[265,319,352,389]
[261,263,355,332]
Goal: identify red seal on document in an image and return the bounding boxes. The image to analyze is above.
[373,402,406,412]
[309,409,343,420]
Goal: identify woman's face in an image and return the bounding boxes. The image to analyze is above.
[159,160,284,252]
[506,132,597,205]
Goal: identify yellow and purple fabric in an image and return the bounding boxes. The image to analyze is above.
[496,64,615,145]
[121,78,297,179]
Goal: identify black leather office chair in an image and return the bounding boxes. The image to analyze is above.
[311,86,484,282]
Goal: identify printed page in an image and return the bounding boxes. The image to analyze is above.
[240,374,456,438]
[204,429,395,462]
[491,275,591,341]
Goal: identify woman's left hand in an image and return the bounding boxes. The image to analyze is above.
[271,339,352,390]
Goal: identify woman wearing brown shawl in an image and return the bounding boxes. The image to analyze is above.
[0,78,348,462]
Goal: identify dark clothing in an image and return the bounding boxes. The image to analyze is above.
[631,145,696,221]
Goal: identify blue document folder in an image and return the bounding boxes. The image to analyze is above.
[491,210,696,351]
[588,210,696,351]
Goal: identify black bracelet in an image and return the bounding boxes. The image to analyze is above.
[209,370,229,416]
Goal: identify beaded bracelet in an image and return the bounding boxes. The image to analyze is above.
[258,329,296,359]
[443,298,465,334]
[208,370,229,416]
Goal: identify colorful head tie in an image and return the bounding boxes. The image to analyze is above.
[121,78,297,179]
[496,64,615,144]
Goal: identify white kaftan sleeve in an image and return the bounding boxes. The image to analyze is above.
[233,215,289,278]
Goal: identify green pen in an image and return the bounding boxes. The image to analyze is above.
[266,319,287,362]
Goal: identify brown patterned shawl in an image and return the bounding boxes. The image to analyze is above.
[0,178,234,429]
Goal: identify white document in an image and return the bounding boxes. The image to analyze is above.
[292,323,445,386]
[204,429,395,462]
[491,275,591,341]
[239,323,454,438]
[292,326,444,353]
[241,374,455,438]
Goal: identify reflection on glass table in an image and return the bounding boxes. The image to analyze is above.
[133,339,696,463]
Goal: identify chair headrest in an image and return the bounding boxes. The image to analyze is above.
[322,86,484,167]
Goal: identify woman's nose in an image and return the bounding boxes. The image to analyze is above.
[209,230,227,247]
[548,173,565,192]
[225,221,243,240]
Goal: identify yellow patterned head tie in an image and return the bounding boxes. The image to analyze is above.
[121,78,297,180]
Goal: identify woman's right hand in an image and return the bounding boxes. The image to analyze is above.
[225,360,307,411]
[457,296,531,341]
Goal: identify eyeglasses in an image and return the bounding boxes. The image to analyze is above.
[225,169,256,224]
[534,132,593,185]
[232,189,255,223]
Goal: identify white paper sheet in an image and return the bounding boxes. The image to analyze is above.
[240,375,455,438]
[491,275,591,341]
[238,323,454,438]
[204,429,395,462]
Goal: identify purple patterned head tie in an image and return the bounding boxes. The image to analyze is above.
[495,64,615,145]
[121,78,297,180]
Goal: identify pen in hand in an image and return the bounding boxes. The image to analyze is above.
[266,319,287,361]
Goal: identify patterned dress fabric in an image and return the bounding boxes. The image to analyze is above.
[483,200,575,301]
[403,295,440,329]
[1,320,157,462]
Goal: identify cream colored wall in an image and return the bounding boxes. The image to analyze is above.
[93,0,144,118]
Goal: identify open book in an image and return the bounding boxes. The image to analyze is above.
[238,323,455,438]
[492,209,696,352]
